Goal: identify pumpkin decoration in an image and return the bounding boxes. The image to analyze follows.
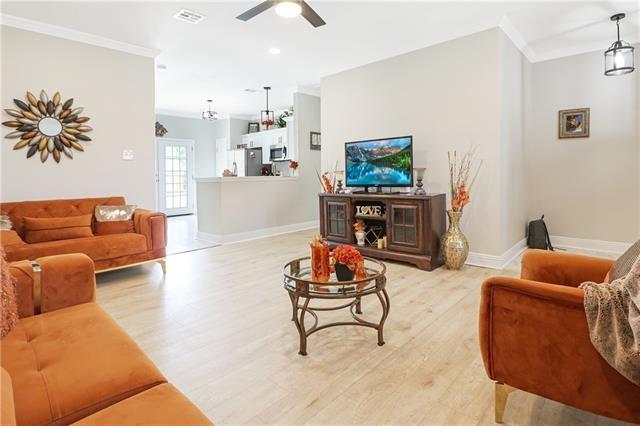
[3,90,92,163]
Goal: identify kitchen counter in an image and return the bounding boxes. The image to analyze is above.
[195,176,297,183]
[195,175,316,244]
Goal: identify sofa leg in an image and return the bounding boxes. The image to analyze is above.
[158,259,166,274]
[495,382,515,423]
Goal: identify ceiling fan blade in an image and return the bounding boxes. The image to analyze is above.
[236,0,276,21]
[300,1,326,27]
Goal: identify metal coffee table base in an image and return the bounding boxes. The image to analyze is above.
[287,289,390,356]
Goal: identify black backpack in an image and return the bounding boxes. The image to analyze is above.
[527,215,554,251]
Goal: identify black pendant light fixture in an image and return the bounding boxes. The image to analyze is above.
[604,13,635,76]
[202,99,218,121]
[261,87,275,130]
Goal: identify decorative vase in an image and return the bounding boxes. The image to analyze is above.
[355,231,366,246]
[311,242,330,282]
[441,210,469,270]
[334,262,355,281]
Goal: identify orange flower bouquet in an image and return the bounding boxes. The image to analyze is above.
[332,245,365,281]
[448,148,482,212]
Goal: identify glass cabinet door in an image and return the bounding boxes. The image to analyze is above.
[388,203,423,253]
[324,199,350,242]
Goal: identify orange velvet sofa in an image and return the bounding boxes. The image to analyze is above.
[1,253,211,425]
[479,249,640,423]
[0,197,166,273]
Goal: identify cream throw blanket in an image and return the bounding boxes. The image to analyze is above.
[580,257,640,386]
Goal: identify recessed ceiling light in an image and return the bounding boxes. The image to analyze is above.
[275,1,302,18]
[269,47,281,55]
[173,9,205,24]
[244,89,258,93]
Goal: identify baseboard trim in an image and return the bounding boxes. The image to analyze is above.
[197,220,319,245]
[550,235,632,257]
[466,238,527,270]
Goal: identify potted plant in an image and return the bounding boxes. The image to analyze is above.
[353,219,366,246]
[331,245,364,281]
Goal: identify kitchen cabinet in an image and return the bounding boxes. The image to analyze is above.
[241,127,289,164]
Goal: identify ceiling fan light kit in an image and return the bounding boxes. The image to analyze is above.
[237,0,326,28]
[275,1,302,18]
[604,13,635,76]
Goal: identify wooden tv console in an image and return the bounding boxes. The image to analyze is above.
[319,192,446,271]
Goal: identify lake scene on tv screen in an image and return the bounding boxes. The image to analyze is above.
[346,137,412,186]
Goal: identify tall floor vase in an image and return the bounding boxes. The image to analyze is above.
[441,210,469,270]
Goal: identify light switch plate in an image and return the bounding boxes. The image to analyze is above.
[122,149,134,160]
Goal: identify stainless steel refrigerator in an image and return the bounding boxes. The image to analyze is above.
[244,147,263,176]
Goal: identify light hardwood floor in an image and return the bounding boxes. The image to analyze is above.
[96,229,625,425]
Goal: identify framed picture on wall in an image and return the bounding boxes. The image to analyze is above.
[559,108,590,139]
[248,122,260,133]
[310,132,321,150]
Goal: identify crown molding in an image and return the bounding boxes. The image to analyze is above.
[499,16,536,63]
[0,14,161,58]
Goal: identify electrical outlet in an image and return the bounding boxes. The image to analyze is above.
[122,149,134,160]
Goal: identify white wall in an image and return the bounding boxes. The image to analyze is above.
[155,114,217,177]
[0,26,156,208]
[321,29,506,255]
[524,46,639,243]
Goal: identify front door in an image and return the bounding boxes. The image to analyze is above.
[156,138,195,216]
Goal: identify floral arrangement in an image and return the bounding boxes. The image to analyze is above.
[448,147,482,212]
[332,245,364,270]
[260,166,271,176]
[353,219,366,233]
[289,160,299,171]
[261,119,274,129]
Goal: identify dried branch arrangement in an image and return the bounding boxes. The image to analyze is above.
[316,160,339,193]
[448,147,482,212]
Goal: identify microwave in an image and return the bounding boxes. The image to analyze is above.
[269,145,287,161]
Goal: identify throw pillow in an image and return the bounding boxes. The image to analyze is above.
[23,215,93,244]
[609,239,640,282]
[93,205,136,236]
[0,248,18,338]
[94,205,137,222]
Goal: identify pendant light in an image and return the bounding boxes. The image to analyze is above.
[604,13,635,76]
[260,87,275,130]
[202,99,218,121]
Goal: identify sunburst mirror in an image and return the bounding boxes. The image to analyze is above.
[3,90,92,163]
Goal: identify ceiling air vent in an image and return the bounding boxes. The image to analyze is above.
[174,9,205,24]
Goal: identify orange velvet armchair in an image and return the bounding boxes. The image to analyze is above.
[479,249,640,423]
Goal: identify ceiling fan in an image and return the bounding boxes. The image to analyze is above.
[236,0,326,28]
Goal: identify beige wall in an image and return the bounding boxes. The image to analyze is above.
[1,26,156,208]
[294,92,322,222]
[499,30,527,250]
[321,29,508,255]
[525,46,639,243]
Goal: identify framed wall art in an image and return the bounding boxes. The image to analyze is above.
[310,131,321,150]
[559,108,590,139]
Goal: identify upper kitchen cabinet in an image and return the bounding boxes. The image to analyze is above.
[241,127,291,164]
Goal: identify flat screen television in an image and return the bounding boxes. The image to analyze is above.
[345,136,413,189]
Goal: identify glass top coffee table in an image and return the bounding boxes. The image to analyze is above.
[283,256,389,356]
